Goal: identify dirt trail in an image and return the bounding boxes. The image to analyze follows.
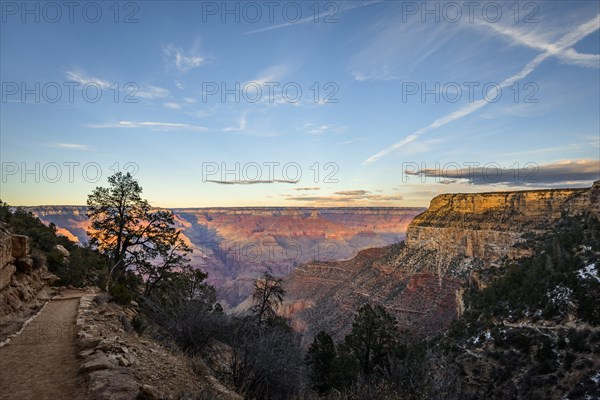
[0,290,87,400]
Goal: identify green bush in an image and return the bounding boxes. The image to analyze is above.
[132,315,148,335]
[110,283,133,305]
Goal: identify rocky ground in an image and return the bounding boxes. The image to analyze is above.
[76,289,242,400]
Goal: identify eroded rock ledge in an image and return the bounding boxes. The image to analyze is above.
[76,291,243,400]
[407,182,599,261]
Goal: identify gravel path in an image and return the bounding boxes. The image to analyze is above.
[0,290,87,400]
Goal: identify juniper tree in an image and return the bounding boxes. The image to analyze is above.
[87,172,191,293]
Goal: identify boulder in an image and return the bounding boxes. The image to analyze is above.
[11,235,29,259]
[87,369,140,400]
[55,244,70,258]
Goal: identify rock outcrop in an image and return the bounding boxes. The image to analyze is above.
[0,226,58,340]
[76,291,243,400]
[406,185,595,261]
[285,181,599,345]
[0,230,16,292]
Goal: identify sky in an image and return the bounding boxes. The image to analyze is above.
[1,0,599,207]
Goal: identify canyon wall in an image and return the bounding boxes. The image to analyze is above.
[23,207,424,307]
[406,186,595,261]
[285,181,599,345]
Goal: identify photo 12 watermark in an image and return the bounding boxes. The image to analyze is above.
[401,82,539,104]
[2,162,139,184]
[200,239,341,267]
[1,1,140,23]
[399,1,539,24]
[199,1,339,24]
[200,81,339,104]
[1,81,141,104]
[201,162,339,184]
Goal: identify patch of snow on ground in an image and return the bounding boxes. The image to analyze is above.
[577,263,599,283]
[591,370,600,385]
[548,285,573,305]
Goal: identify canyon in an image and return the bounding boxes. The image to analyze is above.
[284,182,600,345]
[22,206,424,307]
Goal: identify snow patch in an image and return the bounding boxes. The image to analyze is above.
[547,285,573,305]
[591,370,600,385]
[577,263,599,283]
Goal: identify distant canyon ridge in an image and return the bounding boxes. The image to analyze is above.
[23,206,425,307]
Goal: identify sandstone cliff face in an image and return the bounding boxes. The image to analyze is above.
[406,184,596,262]
[285,181,599,344]
[0,229,34,293]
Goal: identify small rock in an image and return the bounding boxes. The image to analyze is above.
[81,354,113,372]
[79,333,101,350]
[55,244,70,258]
[117,355,129,367]
[79,349,96,358]
[138,384,161,400]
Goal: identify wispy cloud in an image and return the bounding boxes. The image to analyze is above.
[364,15,600,164]
[163,102,183,110]
[164,44,205,72]
[137,84,169,99]
[88,121,208,131]
[65,70,111,88]
[293,187,320,191]
[248,65,288,86]
[66,70,169,99]
[339,137,366,145]
[223,114,248,132]
[284,190,404,204]
[207,179,298,185]
[244,1,382,35]
[405,159,600,187]
[334,190,370,196]
[350,15,456,82]
[477,20,600,68]
[304,123,346,135]
[52,143,92,150]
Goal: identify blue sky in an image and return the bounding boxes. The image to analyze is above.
[1,0,599,207]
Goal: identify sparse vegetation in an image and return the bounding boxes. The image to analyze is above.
[0,200,108,287]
